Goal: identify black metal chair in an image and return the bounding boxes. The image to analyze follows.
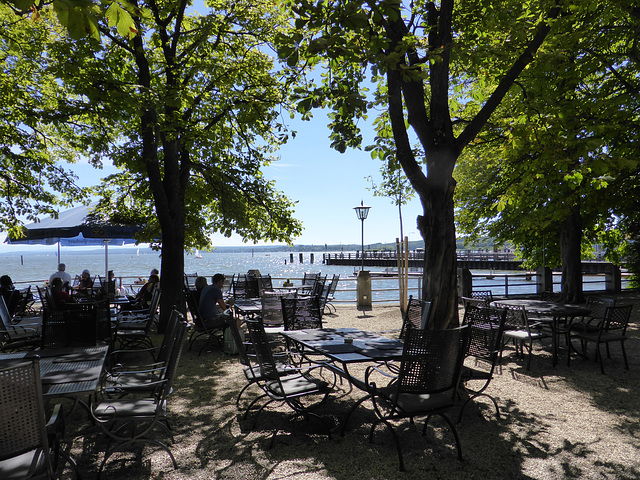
[458,305,507,422]
[321,274,340,314]
[103,310,185,397]
[243,318,333,446]
[471,290,494,302]
[495,302,550,370]
[91,313,188,478]
[41,302,98,349]
[0,357,78,479]
[363,326,469,470]
[281,296,323,331]
[461,296,491,309]
[399,295,433,338]
[232,275,249,299]
[184,287,224,354]
[0,296,40,352]
[569,297,616,335]
[113,290,160,351]
[569,304,633,374]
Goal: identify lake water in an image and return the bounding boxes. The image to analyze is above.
[0,246,611,303]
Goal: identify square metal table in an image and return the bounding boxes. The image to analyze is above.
[0,345,108,397]
[281,328,404,391]
[493,299,590,366]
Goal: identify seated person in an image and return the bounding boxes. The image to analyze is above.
[0,274,18,316]
[193,276,208,304]
[50,277,74,308]
[49,263,72,290]
[74,269,94,292]
[198,273,235,330]
[128,274,159,310]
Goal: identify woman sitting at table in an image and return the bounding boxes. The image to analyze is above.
[126,274,159,310]
[51,277,75,308]
[74,269,94,291]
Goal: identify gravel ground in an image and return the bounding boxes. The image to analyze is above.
[63,291,640,479]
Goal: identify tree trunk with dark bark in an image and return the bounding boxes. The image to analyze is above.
[560,206,584,304]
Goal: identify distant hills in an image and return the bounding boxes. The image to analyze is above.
[211,238,496,253]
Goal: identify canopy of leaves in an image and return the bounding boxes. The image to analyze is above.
[0,5,89,237]
[454,0,640,268]
[43,0,303,248]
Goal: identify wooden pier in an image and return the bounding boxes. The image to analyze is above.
[323,252,615,274]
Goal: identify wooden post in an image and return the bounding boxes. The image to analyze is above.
[396,238,405,314]
[404,236,409,306]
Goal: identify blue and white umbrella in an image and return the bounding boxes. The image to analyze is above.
[5,204,144,281]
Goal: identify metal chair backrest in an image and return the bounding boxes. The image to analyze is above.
[471,290,494,302]
[281,296,322,330]
[261,291,285,326]
[259,274,273,294]
[462,306,507,363]
[184,287,208,332]
[602,305,633,334]
[395,326,469,398]
[327,274,340,296]
[42,302,98,349]
[461,296,490,309]
[494,303,529,330]
[156,309,183,366]
[245,318,279,379]
[0,357,54,478]
[232,275,248,299]
[400,295,433,338]
[585,297,616,322]
[159,312,187,398]
[0,295,13,334]
[302,272,319,286]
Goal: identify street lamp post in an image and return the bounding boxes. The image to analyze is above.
[353,201,371,270]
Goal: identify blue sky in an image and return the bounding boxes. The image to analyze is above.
[62,111,425,248]
[0,2,426,251]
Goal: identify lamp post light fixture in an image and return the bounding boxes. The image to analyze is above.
[353,201,371,271]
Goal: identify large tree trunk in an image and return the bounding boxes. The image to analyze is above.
[560,205,584,304]
[159,212,185,332]
[419,172,459,329]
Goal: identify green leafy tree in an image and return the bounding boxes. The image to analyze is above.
[42,0,302,329]
[278,0,564,327]
[366,112,416,241]
[0,5,89,237]
[455,0,640,302]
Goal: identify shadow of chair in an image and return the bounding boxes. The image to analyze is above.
[569,304,633,374]
[458,305,507,422]
[184,287,224,355]
[243,318,334,447]
[495,302,551,370]
[0,357,79,479]
[363,325,469,471]
[0,296,40,352]
[91,313,188,478]
[399,295,433,339]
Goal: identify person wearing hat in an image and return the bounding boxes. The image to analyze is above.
[49,263,72,288]
[74,269,94,292]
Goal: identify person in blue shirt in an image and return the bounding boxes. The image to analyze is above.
[198,273,234,329]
